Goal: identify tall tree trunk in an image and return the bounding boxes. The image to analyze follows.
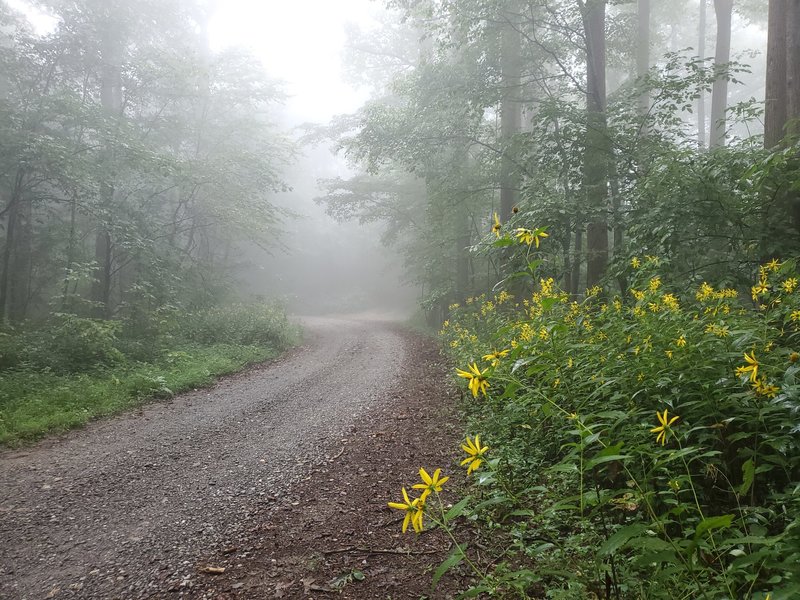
[0,172,24,323]
[764,0,787,148]
[571,225,583,295]
[499,5,522,221]
[8,193,32,322]
[456,215,470,302]
[91,13,123,319]
[710,0,734,148]
[61,191,78,311]
[581,0,609,289]
[636,0,650,120]
[762,1,800,246]
[698,0,708,148]
[786,0,800,136]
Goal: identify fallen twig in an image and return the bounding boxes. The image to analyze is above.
[321,546,440,556]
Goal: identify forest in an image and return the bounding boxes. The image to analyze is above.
[1,0,798,598]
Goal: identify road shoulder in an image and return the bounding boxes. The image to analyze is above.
[194,329,468,599]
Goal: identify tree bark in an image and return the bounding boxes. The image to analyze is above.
[499,5,522,221]
[710,0,734,148]
[91,12,123,319]
[786,0,800,136]
[581,0,609,289]
[698,0,708,148]
[8,193,32,322]
[636,0,650,120]
[765,0,788,148]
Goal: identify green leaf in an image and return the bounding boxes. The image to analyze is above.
[598,524,648,557]
[432,545,465,589]
[445,496,471,521]
[739,459,755,497]
[694,514,735,541]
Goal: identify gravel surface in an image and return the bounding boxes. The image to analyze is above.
[0,315,411,599]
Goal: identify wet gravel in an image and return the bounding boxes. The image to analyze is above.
[0,315,407,599]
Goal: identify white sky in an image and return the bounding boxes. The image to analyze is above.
[6,0,377,126]
[208,0,377,125]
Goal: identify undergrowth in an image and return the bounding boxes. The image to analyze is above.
[433,251,800,598]
[0,302,300,445]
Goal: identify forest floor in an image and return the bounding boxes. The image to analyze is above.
[0,315,471,599]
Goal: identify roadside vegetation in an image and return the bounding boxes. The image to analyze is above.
[0,303,299,445]
[334,2,799,598]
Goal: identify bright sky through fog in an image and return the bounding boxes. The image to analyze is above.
[208,0,376,124]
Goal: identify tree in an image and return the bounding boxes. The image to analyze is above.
[764,0,787,149]
[710,0,734,148]
[698,0,708,147]
[636,0,650,119]
[500,2,522,221]
[580,0,609,288]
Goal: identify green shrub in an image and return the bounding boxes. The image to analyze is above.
[439,255,800,599]
[174,302,299,349]
[2,314,124,374]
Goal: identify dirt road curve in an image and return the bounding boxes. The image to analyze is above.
[0,315,409,599]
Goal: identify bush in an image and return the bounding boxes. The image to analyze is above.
[2,314,124,374]
[439,256,800,599]
[174,302,299,349]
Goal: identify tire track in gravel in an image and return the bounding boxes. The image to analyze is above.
[0,315,406,599]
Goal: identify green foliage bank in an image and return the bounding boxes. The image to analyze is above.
[0,303,299,445]
[439,249,799,598]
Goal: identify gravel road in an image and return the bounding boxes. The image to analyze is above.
[0,315,407,599]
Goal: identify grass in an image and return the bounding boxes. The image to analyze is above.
[0,343,278,446]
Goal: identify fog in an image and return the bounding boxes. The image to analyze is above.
[0,0,773,326]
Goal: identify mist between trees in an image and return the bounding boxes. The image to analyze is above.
[0,0,793,405]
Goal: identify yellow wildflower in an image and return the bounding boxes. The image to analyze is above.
[482,348,510,366]
[455,363,490,397]
[648,276,662,292]
[736,351,759,383]
[387,488,425,533]
[782,278,798,294]
[790,352,799,363]
[540,277,555,296]
[765,258,781,272]
[705,323,729,338]
[631,257,641,269]
[412,468,449,501]
[650,409,680,445]
[514,227,548,248]
[662,293,679,311]
[519,323,535,342]
[665,350,673,359]
[675,335,686,347]
[752,278,769,301]
[491,212,502,237]
[791,310,800,322]
[461,435,489,475]
[696,282,714,302]
[752,377,779,398]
